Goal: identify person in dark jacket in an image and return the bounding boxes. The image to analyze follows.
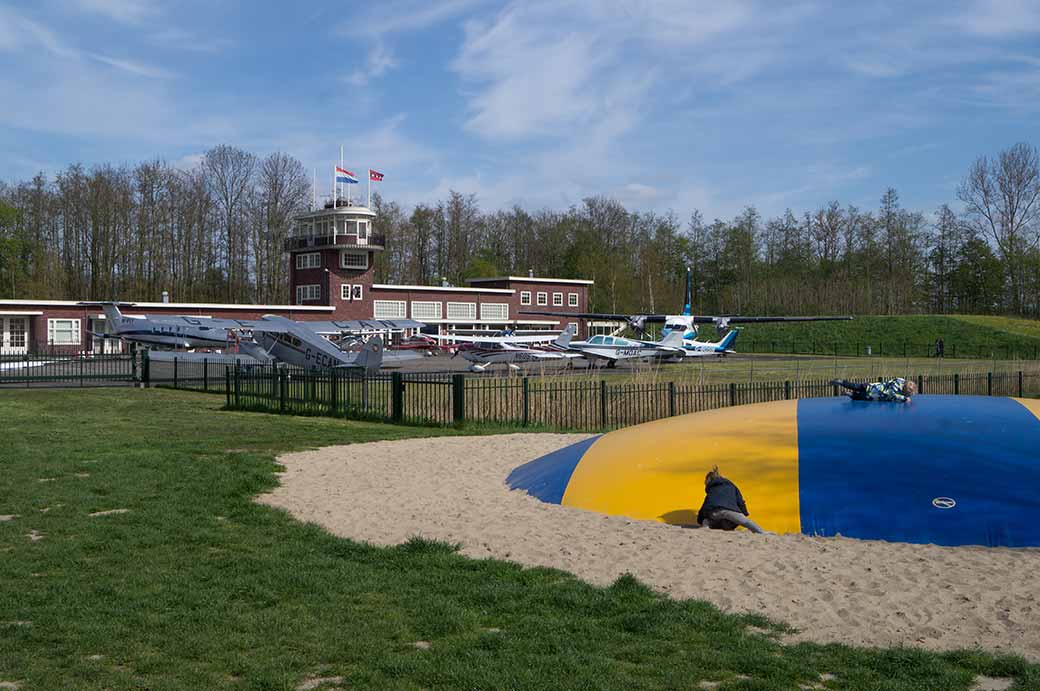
[696,466,767,533]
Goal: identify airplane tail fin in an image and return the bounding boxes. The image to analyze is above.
[554,323,577,348]
[683,266,692,317]
[719,328,739,350]
[100,303,123,324]
[353,335,383,374]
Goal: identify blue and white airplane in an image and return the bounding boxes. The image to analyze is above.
[524,268,851,360]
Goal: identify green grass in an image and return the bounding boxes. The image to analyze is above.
[1,389,1038,690]
[731,314,1040,359]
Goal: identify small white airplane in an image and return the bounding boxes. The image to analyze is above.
[563,329,688,367]
[524,268,851,359]
[429,324,579,372]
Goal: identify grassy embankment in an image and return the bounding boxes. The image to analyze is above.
[2,388,1038,690]
[730,315,1040,359]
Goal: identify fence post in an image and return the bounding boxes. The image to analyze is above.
[142,349,150,388]
[917,374,924,395]
[391,372,403,423]
[131,347,138,384]
[330,368,339,415]
[729,382,737,407]
[987,371,993,396]
[600,380,608,429]
[279,369,287,414]
[954,372,959,395]
[203,358,209,392]
[225,367,231,407]
[522,376,530,427]
[784,380,791,400]
[1019,370,1024,398]
[173,356,179,389]
[452,374,465,425]
[233,363,241,408]
[668,381,676,417]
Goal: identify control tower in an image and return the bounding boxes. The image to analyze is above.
[284,199,384,319]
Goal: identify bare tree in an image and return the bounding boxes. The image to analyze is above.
[204,145,257,302]
[958,142,1040,314]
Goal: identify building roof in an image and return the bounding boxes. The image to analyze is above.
[0,299,333,311]
[371,284,514,295]
[465,276,594,286]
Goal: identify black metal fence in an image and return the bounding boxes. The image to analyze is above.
[223,365,1040,432]
[741,340,1039,360]
[0,352,139,387]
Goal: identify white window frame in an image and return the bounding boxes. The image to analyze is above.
[480,303,509,321]
[373,300,407,319]
[352,284,363,301]
[47,318,81,346]
[357,220,369,240]
[536,292,548,306]
[411,301,443,321]
[520,291,532,306]
[446,302,477,321]
[552,292,563,306]
[296,252,321,270]
[340,283,351,300]
[296,284,321,304]
[340,250,369,270]
[568,292,579,307]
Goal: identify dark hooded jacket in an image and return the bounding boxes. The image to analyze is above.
[697,476,749,525]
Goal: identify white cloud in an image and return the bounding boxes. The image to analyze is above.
[0,6,77,58]
[339,0,482,38]
[71,0,156,24]
[345,42,398,87]
[953,0,1040,37]
[90,53,175,79]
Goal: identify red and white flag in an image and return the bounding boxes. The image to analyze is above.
[369,169,384,182]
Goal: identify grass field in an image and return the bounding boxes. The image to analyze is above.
[2,389,1038,690]
[729,315,1040,359]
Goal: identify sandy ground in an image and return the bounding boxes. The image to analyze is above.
[257,434,1040,661]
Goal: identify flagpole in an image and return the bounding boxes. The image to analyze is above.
[332,167,335,208]
[367,170,371,208]
[312,168,316,210]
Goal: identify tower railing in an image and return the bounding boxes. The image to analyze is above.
[283,233,386,251]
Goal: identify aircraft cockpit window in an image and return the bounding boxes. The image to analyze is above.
[589,336,603,344]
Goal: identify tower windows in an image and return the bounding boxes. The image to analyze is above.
[340,250,369,270]
[295,252,321,270]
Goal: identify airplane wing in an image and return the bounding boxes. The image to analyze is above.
[297,319,425,333]
[523,310,853,324]
[428,333,563,344]
[693,315,853,324]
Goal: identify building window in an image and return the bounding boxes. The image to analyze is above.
[296,284,321,303]
[520,291,532,305]
[47,318,81,345]
[446,302,477,321]
[374,300,407,319]
[340,283,364,301]
[568,292,579,307]
[480,303,509,321]
[352,284,363,300]
[552,292,563,306]
[296,252,321,270]
[357,220,369,239]
[340,250,368,270]
[411,301,442,321]
[536,292,547,306]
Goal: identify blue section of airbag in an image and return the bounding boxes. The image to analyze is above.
[797,396,1040,547]
[506,436,600,504]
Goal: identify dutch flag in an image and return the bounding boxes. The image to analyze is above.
[335,166,359,184]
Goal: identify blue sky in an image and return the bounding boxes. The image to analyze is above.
[1,0,1039,221]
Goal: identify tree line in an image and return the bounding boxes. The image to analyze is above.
[1,142,1038,317]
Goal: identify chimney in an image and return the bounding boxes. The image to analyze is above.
[528,268,534,278]
[161,290,169,304]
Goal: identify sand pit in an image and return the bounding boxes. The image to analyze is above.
[257,434,1040,660]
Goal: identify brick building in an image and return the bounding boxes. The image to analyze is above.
[0,200,593,355]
